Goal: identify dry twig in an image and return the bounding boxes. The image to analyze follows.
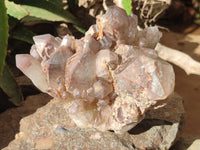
[156,43,200,76]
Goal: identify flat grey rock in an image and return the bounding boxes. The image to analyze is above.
[0,94,51,149]
[3,93,184,150]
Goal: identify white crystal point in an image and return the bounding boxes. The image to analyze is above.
[33,34,61,58]
[42,47,73,88]
[61,35,75,48]
[114,45,175,102]
[30,45,42,61]
[92,79,113,99]
[97,6,130,41]
[65,50,96,93]
[138,26,162,49]
[96,49,120,82]
[142,56,175,100]
[110,96,144,134]
[16,54,48,92]
[67,99,98,128]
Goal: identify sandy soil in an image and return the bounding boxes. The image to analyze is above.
[161,28,200,149]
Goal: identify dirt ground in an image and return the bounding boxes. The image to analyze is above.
[161,27,200,149]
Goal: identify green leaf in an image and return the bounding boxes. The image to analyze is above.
[46,0,63,7]
[14,0,81,25]
[10,27,35,44]
[0,65,23,105]
[122,0,132,15]
[20,16,45,23]
[195,19,200,25]
[0,0,8,76]
[8,15,19,30]
[5,0,29,20]
[68,0,78,12]
[73,25,86,34]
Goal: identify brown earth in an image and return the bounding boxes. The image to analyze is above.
[161,27,200,149]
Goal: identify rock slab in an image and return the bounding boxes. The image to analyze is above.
[3,93,184,150]
[0,94,51,149]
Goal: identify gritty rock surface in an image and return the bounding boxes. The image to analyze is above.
[0,94,51,149]
[187,139,200,150]
[4,93,184,150]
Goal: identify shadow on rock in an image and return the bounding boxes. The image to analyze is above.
[129,119,173,135]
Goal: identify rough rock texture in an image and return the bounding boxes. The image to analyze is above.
[3,93,184,150]
[187,139,200,150]
[0,94,51,149]
[171,138,200,150]
[16,6,175,133]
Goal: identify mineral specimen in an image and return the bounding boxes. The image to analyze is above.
[16,6,175,134]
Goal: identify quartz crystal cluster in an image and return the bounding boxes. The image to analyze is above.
[16,6,175,134]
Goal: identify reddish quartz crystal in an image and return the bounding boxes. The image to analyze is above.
[16,6,175,134]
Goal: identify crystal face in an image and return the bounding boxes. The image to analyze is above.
[16,6,175,134]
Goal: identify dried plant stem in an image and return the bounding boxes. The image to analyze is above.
[156,43,200,75]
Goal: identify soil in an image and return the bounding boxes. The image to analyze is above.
[161,27,200,150]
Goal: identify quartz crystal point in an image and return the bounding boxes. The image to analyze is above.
[16,6,175,134]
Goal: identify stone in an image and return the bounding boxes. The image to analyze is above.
[16,6,175,133]
[0,94,51,149]
[35,138,53,149]
[3,93,184,150]
[187,139,200,150]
